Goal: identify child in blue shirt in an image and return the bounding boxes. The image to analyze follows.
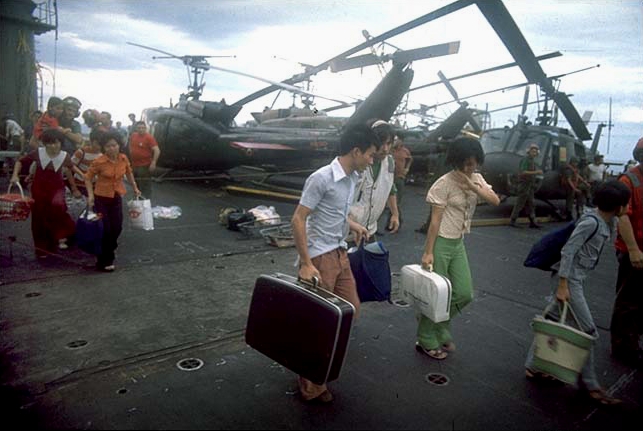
[525,180,631,406]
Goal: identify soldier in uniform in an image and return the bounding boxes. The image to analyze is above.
[509,143,543,228]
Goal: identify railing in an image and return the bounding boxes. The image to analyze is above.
[32,0,56,28]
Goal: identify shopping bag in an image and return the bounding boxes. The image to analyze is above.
[530,301,595,384]
[348,240,391,302]
[127,196,154,230]
[76,207,103,255]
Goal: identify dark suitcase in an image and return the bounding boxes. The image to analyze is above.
[245,273,355,385]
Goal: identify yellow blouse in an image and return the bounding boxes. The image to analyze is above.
[426,171,493,238]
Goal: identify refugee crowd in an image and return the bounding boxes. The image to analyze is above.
[290,120,643,406]
[2,105,641,409]
[5,96,160,271]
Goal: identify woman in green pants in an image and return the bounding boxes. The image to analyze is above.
[417,137,500,359]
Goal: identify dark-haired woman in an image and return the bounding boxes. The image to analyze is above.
[416,137,500,360]
[10,129,82,258]
[84,132,140,271]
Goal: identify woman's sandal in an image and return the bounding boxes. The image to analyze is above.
[415,343,448,360]
[587,388,622,406]
[442,342,456,352]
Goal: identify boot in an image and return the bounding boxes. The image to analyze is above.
[509,218,521,228]
[529,217,542,229]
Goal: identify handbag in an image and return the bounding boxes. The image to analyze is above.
[76,207,103,255]
[127,196,154,230]
[348,240,392,302]
[530,301,596,384]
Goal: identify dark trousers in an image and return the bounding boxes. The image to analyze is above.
[611,251,643,354]
[94,195,123,267]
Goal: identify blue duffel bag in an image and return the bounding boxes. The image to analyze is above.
[76,208,103,256]
[348,240,391,302]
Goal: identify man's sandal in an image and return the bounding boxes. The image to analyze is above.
[415,343,448,360]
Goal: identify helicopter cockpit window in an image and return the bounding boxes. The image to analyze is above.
[480,129,509,153]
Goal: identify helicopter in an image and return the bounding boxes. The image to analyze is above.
[133,49,415,172]
[467,0,605,211]
[127,2,470,175]
[391,0,606,210]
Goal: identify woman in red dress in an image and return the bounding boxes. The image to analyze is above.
[11,129,82,258]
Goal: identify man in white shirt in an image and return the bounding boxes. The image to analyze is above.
[292,123,378,403]
[2,114,24,152]
[348,120,400,240]
[587,154,607,204]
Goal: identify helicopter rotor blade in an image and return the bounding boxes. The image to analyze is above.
[206,64,349,105]
[330,41,460,73]
[127,42,181,59]
[437,70,460,102]
[521,85,530,116]
[408,51,561,93]
[392,41,460,63]
[475,0,591,140]
[233,0,474,107]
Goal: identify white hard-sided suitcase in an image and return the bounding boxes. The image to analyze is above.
[400,264,452,322]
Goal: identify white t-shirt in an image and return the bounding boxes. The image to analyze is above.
[5,119,24,137]
[587,163,606,182]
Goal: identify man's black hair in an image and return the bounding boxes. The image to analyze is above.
[339,124,379,156]
[135,120,146,127]
[41,128,66,144]
[593,180,631,212]
[366,118,393,147]
[98,131,124,151]
[445,136,485,170]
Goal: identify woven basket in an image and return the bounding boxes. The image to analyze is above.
[0,182,34,221]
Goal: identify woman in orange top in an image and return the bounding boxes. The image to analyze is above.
[85,131,140,271]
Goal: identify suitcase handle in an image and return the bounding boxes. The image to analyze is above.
[297,276,319,289]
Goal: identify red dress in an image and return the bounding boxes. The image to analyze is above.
[20,149,76,255]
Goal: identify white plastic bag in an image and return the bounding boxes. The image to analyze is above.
[248,205,281,225]
[65,189,87,221]
[151,206,182,219]
[127,197,154,230]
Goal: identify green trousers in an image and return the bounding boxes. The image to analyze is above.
[417,236,473,350]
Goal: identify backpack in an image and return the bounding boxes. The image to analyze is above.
[523,214,599,271]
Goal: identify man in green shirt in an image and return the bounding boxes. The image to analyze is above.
[510,143,543,228]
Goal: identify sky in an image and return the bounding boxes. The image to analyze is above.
[34,0,642,165]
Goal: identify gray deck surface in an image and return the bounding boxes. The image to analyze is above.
[1,174,640,430]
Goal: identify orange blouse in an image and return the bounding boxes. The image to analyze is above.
[84,154,133,198]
